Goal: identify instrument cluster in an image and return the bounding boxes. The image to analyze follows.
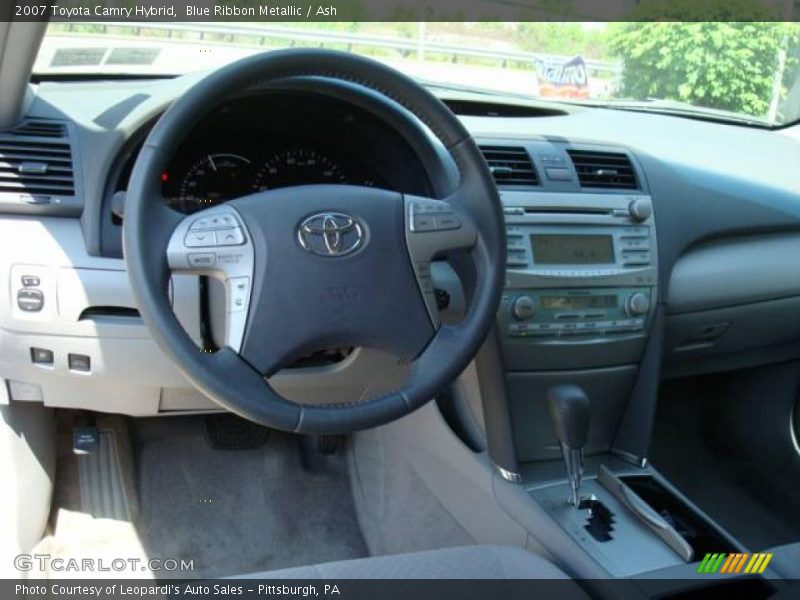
[162,145,387,214]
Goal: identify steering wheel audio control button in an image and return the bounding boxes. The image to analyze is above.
[227,277,251,312]
[216,227,245,246]
[185,231,216,247]
[187,252,216,268]
[411,215,436,232]
[434,214,461,231]
[190,217,214,230]
[410,199,450,214]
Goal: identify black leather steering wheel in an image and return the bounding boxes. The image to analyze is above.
[124,49,505,434]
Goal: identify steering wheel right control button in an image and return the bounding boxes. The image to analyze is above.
[409,199,460,233]
[434,214,462,231]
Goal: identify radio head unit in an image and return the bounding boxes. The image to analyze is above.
[498,191,658,345]
[503,193,657,290]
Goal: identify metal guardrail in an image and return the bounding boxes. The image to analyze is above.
[55,21,621,77]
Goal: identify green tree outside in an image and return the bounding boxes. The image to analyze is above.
[610,0,800,119]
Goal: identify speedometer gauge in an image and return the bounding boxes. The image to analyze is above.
[176,153,252,213]
[252,149,346,192]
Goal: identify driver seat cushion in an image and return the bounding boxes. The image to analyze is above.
[235,544,580,581]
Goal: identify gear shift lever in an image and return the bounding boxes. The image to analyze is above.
[547,384,590,507]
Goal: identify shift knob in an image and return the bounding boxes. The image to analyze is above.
[547,384,590,450]
[547,384,591,507]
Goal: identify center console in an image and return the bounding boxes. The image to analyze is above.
[495,183,659,463]
[498,190,657,371]
[476,141,779,597]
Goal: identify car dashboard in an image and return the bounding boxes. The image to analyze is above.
[1,73,800,422]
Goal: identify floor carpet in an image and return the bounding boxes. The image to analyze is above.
[40,414,368,579]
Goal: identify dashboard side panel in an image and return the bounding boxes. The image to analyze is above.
[667,233,800,314]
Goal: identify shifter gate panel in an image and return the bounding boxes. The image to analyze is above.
[530,478,684,577]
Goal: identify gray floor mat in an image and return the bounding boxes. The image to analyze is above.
[133,416,368,578]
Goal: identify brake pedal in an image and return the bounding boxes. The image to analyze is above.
[297,434,344,471]
[204,413,270,450]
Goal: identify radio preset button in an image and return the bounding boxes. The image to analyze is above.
[621,238,650,251]
[623,251,651,266]
[624,226,649,237]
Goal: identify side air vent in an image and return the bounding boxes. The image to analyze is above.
[479,145,539,187]
[10,120,67,138]
[0,120,75,197]
[567,149,638,190]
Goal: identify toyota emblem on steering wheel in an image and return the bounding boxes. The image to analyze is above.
[297,212,365,257]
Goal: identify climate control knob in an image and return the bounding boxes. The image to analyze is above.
[511,295,535,321]
[625,292,650,317]
[628,198,653,222]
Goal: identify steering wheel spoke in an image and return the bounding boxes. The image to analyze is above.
[166,205,255,352]
[404,195,478,325]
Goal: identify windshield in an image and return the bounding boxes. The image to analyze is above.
[34,21,800,127]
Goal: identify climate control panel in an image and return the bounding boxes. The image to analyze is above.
[499,287,652,341]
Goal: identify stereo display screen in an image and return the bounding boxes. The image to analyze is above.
[540,295,618,310]
[531,234,614,265]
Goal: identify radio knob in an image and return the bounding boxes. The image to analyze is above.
[625,292,650,317]
[511,295,535,321]
[628,198,653,222]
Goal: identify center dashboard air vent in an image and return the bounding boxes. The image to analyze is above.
[479,145,539,187]
[0,119,76,201]
[567,149,638,190]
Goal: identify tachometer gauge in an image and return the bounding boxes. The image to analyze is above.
[176,153,252,213]
[252,149,346,191]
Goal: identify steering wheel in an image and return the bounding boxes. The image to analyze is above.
[124,49,505,434]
